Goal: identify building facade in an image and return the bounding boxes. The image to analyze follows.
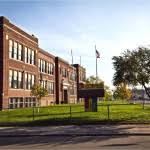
[0,16,86,110]
[55,57,77,104]
[73,64,86,102]
[38,48,55,106]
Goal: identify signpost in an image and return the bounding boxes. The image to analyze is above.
[78,88,104,112]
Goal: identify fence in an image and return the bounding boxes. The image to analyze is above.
[0,103,150,125]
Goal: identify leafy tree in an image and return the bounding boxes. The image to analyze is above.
[85,76,112,100]
[112,47,150,99]
[31,84,48,108]
[104,85,112,100]
[113,84,132,100]
[85,75,104,88]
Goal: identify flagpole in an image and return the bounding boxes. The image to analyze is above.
[80,56,81,66]
[71,49,73,64]
[95,45,98,83]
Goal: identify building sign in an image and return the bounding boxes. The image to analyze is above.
[78,88,104,112]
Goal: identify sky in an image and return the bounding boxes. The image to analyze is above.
[0,0,150,88]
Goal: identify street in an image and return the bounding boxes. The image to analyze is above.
[0,135,150,150]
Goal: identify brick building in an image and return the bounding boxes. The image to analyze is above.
[38,48,55,106]
[73,64,86,102]
[0,16,86,110]
[55,57,77,104]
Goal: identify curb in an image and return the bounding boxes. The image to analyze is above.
[1,133,150,137]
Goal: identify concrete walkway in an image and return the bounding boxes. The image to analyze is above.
[0,124,150,136]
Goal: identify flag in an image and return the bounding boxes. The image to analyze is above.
[96,49,100,58]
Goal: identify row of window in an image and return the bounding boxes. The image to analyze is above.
[60,68,77,81]
[70,72,76,81]
[79,72,86,82]
[9,69,35,89]
[9,40,36,65]
[9,97,36,109]
[38,59,54,75]
[41,80,54,94]
[25,47,35,65]
[9,70,23,89]
[25,73,35,90]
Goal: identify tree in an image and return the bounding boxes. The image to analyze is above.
[104,85,112,101]
[30,84,48,108]
[85,75,104,88]
[113,84,132,100]
[112,47,150,99]
[85,76,112,100]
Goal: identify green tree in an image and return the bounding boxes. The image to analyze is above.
[112,47,150,99]
[85,76,112,100]
[104,85,112,101]
[113,84,132,100]
[31,84,48,108]
[85,75,104,88]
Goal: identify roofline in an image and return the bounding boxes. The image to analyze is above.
[39,48,55,59]
[0,16,38,44]
[55,56,69,65]
[72,64,86,70]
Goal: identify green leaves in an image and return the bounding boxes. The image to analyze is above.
[31,84,48,101]
[112,47,150,98]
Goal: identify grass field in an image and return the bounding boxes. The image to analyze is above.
[0,100,150,126]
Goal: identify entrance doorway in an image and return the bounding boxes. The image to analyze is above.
[63,90,68,104]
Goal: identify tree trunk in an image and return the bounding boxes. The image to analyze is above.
[37,99,40,113]
[143,84,150,99]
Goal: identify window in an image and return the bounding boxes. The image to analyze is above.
[18,71,23,88]
[9,97,23,109]
[62,68,67,78]
[9,97,36,109]
[43,60,45,72]
[38,59,41,71]
[9,69,23,89]
[9,70,12,88]
[9,40,13,58]
[70,85,76,95]
[18,44,23,61]
[31,50,35,65]
[9,40,23,61]
[24,97,36,107]
[40,80,54,94]
[25,47,27,63]
[38,59,54,74]
[47,81,54,94]
[24,47,36,65]
[70,72,76,81]
[47,63,54,75]
[41,80,46,88]
[25,73,35,90]
[13,42,17,59]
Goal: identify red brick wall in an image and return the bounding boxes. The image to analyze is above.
[1,16,39,109]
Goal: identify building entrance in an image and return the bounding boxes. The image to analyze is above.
[63,90,68,104]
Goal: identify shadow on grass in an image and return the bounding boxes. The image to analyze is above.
[1,116,150,127]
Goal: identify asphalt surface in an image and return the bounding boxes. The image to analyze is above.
[0,124,150,149]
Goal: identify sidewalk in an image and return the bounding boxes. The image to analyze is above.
[0,124,150,136]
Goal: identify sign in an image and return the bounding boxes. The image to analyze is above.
[78,88,104,98]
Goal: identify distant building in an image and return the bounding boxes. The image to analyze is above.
[132,89,150,100]
[0,16,86,110]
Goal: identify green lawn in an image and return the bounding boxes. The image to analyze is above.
[0,101,150,126]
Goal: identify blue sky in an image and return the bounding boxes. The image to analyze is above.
[1,0,150,88]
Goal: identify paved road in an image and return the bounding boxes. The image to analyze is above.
[0,135,150,150]
[0,124,150,149]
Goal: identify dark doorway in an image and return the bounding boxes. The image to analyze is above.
[63,90,68,104]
